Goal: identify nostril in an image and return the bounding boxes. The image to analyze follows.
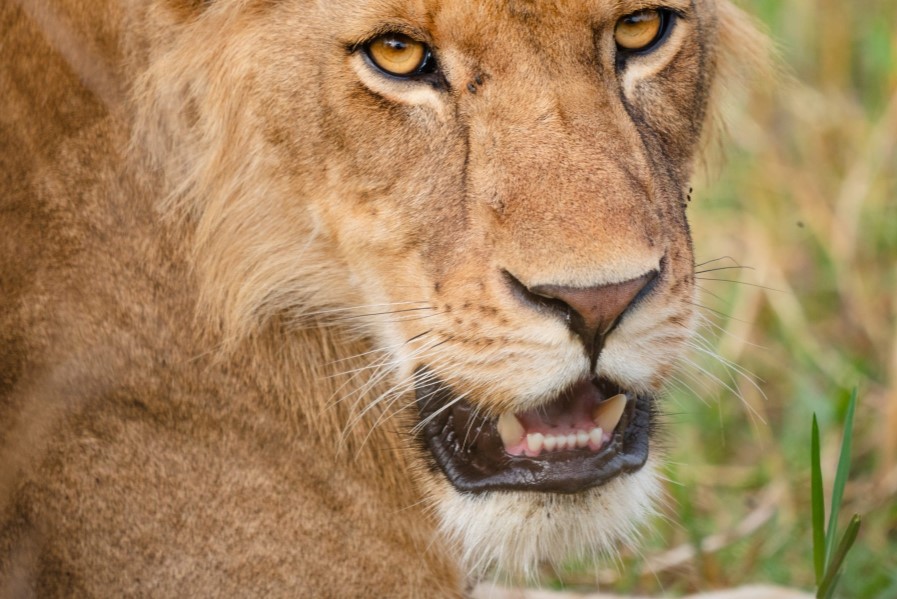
[503,270,575,324]
[504,269,658,367]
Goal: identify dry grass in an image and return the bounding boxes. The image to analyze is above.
[545,1,897,596]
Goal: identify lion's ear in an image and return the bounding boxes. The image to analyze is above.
[715,0,777,85]
[697,0,778,178]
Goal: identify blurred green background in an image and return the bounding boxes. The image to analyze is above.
[551,0,897,596]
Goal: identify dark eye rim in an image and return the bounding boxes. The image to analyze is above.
[361,33,438,80]
[615,8,678,59]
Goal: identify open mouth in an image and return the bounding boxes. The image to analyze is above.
[414,368,653,494]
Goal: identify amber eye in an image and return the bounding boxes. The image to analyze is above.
[365,33,430,77]
[614,9,664,52]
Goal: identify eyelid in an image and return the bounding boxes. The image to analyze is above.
[346,24,433,55]
[616,1,689,18]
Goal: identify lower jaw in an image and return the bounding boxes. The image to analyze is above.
[436,459,663,581]
[414,367,655,494]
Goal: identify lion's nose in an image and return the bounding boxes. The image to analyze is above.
[506,271,657,367]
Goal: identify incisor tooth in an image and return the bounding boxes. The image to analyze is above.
[592,393,627,433]
[556,435,567,450]
[497,412,524,448]
[526,432,544,454]
[576,430,589,448]
[589,427,604,447]
[566,433,577,448]
[543,435,557,451]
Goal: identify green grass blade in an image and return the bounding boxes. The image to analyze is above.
[817,514,861,599]
[811,414,826,585]
[820,572,841,599]
[824,388,858,568]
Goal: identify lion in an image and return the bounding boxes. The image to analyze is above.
[0,0,765,595]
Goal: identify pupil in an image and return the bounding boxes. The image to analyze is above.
[386,38,407,51]
[627,11,656,25]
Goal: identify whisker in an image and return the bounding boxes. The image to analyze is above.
[293,301,432,319]
[680,349,765,424]
[413,390,471,435]
[695,283,732,304]
[693,255,745,268]
[332,305,438,321]
[326,327,437,372]
[352,377,424,454]
[676,354,752,414]
[682,299,748,323]
[383,312,447,323]
[326,347,391,372]
[341,350,461,447]
[667,372,715,406]
[324,352,394,414]
[694,265,755,275]
[692,312,768,352]
[694,277,781,293]
[685,340,768,400]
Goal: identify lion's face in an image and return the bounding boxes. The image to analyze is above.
[140,0,721,580]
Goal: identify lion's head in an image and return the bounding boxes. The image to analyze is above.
[130,0,762,581]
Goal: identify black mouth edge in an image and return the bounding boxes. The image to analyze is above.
[413,367,654,494]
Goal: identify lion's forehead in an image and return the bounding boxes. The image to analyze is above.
[323,0,707,62]
[324,0,698,30]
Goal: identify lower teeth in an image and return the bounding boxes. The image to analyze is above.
[519,427,606,456]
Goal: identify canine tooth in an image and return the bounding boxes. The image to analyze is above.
[592,393,627,433]
[576,430,589,448]
[589,427,604,447]
[555,435,567,450]
[566,433,577,448]
[526,433,544,454]
[543,435,557,451]
[497,413,524,447]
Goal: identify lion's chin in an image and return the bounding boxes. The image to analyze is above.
[434,460,661,581]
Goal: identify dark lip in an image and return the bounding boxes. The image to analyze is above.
[414,367,654,494]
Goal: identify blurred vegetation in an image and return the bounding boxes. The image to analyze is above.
[550,0,897,596]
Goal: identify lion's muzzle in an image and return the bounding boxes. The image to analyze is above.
[504,268,659,368]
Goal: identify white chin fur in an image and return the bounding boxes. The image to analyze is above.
[436,458,661,583]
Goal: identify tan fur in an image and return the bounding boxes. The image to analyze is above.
[1,0,762,595]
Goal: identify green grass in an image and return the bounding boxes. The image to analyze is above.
[545,0,897,596]
[813,390,861,599]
